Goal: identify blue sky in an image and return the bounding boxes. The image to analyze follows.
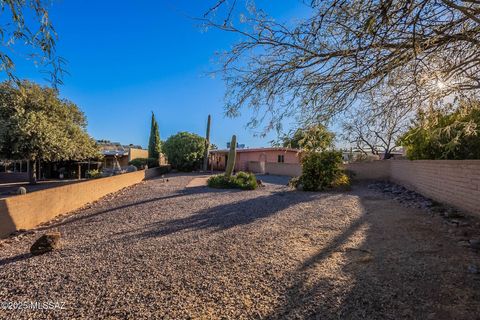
[3,1,307,149]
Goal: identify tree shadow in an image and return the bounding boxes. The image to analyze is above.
[35,185,239,231]
[0,253,32,267]
[267,216,367,319]
[121,190,319,241]
[266,188,480,319]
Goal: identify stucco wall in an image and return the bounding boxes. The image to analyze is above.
[345,161,391,180]
[248,161,302,177]
[389,160,480,216]
[346,160,480,216]
[212,150,301,172]
[265,163,302,177]
[0,167,164,238]
[129,148,149,161]
[237,150,300,172]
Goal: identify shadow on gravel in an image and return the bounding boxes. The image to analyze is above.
[267,189,480,319]
[0,253,32,267]
[267,215,366,319]
[125,191,318,240]
[36,186,236,231]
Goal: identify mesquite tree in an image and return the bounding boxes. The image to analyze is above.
[341,84,414,159]
[202,0,480,133]
[1,0,64,85]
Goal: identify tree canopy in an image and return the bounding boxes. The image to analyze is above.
[203,0,480,133]
[400,99,480,160]
[341,83,414,158]
[162,132,206,171]
[0,81,100,163]
[0,1,63,85]
[280,124,334,152]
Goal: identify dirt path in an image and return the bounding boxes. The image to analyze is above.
[0,174,479,319]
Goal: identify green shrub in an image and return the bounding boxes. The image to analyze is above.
[233,171,258,190]
[294,151,350,191]
[86,169,102,179]
[128,157,159,169]
[155,164,171,175]
[332,172,351,190]
[399,101,480,160]
[207,172,258,190]
[163,132,205,171]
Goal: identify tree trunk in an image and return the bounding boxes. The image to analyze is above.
[29,159,37,185]
[383,150,392,160]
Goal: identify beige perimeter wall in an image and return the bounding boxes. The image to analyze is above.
[345,162,390,180]
[389,160,480,216]
[0,167,164,238]
[247,159,479,216]
[346,160,480,216]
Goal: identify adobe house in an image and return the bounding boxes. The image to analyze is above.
[97,140,149,169]
[209,147,302,176]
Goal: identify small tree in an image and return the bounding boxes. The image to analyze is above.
[294,151,349,191]
[0,81,100,184]
[341,88,413,159]
[281,124,334,152]
[400,100,480,160]
[148,112,161,161]
[162,132,206,171]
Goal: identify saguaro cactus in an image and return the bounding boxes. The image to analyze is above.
[202,115,211,171]
[225,135,237,178]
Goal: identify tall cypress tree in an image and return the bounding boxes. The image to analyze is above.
[148,112,161,160]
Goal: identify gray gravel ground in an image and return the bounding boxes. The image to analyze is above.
[0,173,479,319]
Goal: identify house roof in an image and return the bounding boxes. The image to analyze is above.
[209,147,301,154]
[96,140,146,157]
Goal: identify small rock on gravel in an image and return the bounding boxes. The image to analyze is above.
[30,231,61,255]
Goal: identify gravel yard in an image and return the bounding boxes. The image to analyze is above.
[0,173,479,319]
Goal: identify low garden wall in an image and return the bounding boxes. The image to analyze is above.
[389,160,480,216]
[247,158,480,216]
[347,160,480,216]
[0,166,168,238]
[345,161,391,180]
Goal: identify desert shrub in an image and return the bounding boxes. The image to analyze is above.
[288,176,300,188]
[128,157,159,169]
[86,169,102,179]
[295,151,350,191]
[232,171,258,190]
[332,172,351,190]
[163,132,205,171]
[207,172,258,190]
[399,101,480,160]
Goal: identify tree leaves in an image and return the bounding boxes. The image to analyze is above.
[0,0,63,86]
[400,99,480,159]
[0,81,100,161]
